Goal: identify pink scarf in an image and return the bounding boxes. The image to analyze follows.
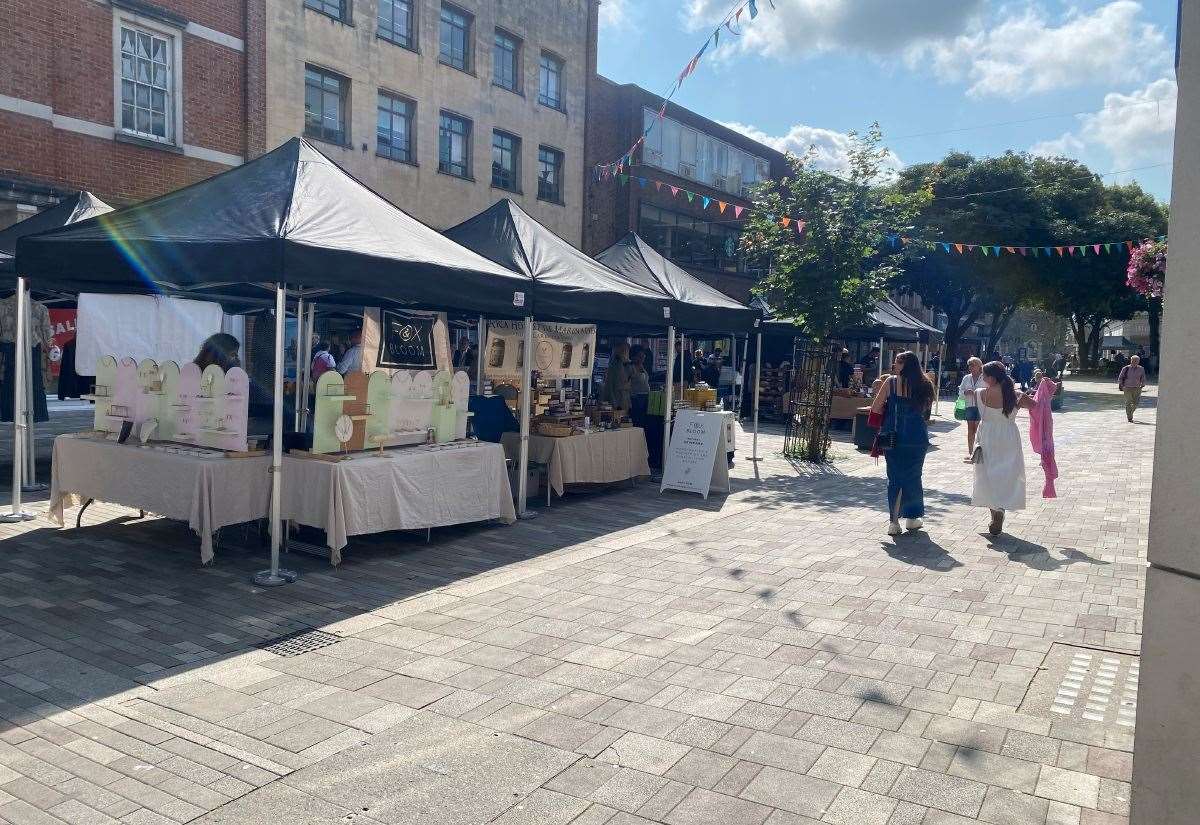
[1028,377,1058,498]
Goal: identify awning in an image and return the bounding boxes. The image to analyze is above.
[594,233,758,333]
[15,138,529,315]
[759,296,942,343]
[444,199,671,326]
[0,191,112,274]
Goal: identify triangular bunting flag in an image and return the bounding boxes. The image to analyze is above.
[1019,247,1027,256]
[718,201,727,213]
[1044,247,1053,256]
[1055,247,1065,256]
[796,220,805,235]
[781,217,791,228]
[982,246,990,256]
[654,181,662,191]
[941,243,951,253]
[713,29,719,48]
[954,243,963,254]
[686,191,695,203]
[1093,244,1102,254]
[766,213,775,221]
[901,236,911,246]
[1005,246,1015,254]
[748,0,759,18]
[734,205,744,218]
[967,244,977,252]
[637,177,647,187]
[1125,241,1135,251]
[669,186,679,197]
[992,245,1001,256]
[618,174,628,185]
[702,196,711,209]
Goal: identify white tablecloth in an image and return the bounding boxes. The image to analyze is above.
[501,428,651,497]
[48,435,272,564]
[281,441,515,563]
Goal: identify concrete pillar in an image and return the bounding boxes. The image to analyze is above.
[1130,4,1200,822]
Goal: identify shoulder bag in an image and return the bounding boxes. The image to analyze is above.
[870,379,898,457]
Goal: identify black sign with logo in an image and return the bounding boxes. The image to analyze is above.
[377,310,436,369]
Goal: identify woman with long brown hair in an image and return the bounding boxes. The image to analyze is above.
[870,350,935,536]
[971,360,1038,534]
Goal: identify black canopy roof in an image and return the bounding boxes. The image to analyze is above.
[444,199,670,326]
[595,233,757,332]
[0,191,112,274]
[15,138,529,315]
[759,296,942,342]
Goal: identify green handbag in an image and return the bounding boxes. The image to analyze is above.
[953,396,967,421]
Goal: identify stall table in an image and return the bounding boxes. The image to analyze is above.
[281,441,515,564]
[48,434,272,564]
[501,428,651,499]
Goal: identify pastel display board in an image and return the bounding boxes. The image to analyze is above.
[175,363,202,442]
[313,370,350,454]
[452,370,471,439]
[212,367,249,452]
[366,370,392,447]
[135,359,162,424]
[660,409,731,499]
[195,365,226,449]
[112,357,138,426]
[431,370,456,443]
[342,371,370,451]
[90,355,118,432]
[157,361,180,442]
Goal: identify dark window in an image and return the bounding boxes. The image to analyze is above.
[491,130,520,191]
[439,4,472,71]
[378,0,413,48]
[377,92,414,162]
[637,203,745,273]
[493,29,520,92]
[439,112,471,178]
[304,66,348,145]
[537,146,563,203]
[304,0,348,22]
[538,52,563,109]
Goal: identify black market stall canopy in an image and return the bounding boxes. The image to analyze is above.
[760,296,942,343]
[14,138,529,314]
[595,232,758,333]
[0,191,112,274]
[444,199,671,327]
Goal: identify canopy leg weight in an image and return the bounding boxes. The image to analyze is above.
[252,568,298,587]
[0,511,34,523]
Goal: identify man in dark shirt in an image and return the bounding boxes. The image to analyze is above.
[836,349,853,388]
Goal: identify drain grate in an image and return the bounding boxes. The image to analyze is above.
[260,629,342,657]
[1021,643,1138,728]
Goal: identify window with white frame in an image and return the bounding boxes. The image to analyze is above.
[117,22,177,144]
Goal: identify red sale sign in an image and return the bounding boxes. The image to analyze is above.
[47,309,77,378]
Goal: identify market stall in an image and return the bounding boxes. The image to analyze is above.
[499,428,649,501]
[445,201,671,511]
[595,233,758,466]
[0,191,113,515]
[16,138,534,580]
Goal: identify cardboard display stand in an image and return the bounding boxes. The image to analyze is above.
[660,409,731,498]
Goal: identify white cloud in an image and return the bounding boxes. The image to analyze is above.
[1031,77,1177,167]
[599,0,630,29]
[720,121,904,175]
[916,1,1169,99]
[683,0,984,60]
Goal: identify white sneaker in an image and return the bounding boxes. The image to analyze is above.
[905,518,923,531]
[887,520,902,536]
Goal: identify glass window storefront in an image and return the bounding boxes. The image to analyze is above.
[638,204,744,274]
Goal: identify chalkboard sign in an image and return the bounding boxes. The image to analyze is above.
[377,310,436,369]
[660,409,730,498]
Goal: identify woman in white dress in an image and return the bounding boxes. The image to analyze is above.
[972,361,1038,535]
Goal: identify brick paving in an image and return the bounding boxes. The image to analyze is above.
[0,377,1151,824]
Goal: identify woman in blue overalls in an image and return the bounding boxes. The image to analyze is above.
[870,350,934,536]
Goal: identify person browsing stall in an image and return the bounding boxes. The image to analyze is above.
[194,333,241,371]
[603,342,632,411]
[337,329,363,375]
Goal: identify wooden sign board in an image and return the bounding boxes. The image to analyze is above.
[660,410,730,499]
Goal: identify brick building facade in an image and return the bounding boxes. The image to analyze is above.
[0,0,261,227]
[582,76,788,303]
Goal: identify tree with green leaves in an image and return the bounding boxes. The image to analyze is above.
[892,152,1045,359]
[740,124,929,340]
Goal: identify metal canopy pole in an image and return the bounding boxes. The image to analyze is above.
[476,315,485,390]
[20,289,43,492]
[516,316,536,518]
[662,324,675,475]
[2,278,33,522]
[749,329,762,462]
[934,341,946,416]
[253,283,298,587]
[292,292,304,432]
[299,301,315,431]
[878,336,885,380]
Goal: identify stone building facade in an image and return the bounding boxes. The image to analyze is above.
[264,0,598,243]
[582,76,788,302]
[0,0,258,226]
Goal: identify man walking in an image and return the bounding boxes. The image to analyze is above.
[1118,354,1147,422]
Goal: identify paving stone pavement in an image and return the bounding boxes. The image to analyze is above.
[0,378,1151,824]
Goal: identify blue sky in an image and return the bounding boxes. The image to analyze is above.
[597,0,1177,200]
